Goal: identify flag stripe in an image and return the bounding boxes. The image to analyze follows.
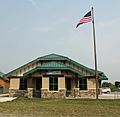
[79,17,92,24]
[76,10,92,28]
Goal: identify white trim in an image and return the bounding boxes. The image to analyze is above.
[58,88,66,90]
[88,88,96,89]
[41,88,48,90]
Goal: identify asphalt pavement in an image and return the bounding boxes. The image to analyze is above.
[99,92,120,99]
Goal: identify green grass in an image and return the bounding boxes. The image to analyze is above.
[0,97,120,117]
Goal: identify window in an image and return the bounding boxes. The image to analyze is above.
[19,79,27,90]
[79,78,87,90]
[49,76,58,91]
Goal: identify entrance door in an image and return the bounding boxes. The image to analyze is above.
[35,78,42,97]
[66,78,71,97]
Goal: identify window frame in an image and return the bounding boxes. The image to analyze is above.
[79,78,87,90]
[49,76,58,91]
[19,78,27,90]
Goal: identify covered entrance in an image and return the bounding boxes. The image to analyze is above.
[19,77,42,98]
[66,78,72,97]
[34,78,42,97]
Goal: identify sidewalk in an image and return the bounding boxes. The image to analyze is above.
[0,93,9,97]
[0,97,17,102]
[0,94,17,102]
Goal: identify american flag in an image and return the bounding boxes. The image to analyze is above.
[76,11,92,28]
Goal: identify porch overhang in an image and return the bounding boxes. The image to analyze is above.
[23,61,85,77]
[98,71,108,80]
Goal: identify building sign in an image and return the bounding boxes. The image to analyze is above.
[46,71,61,75]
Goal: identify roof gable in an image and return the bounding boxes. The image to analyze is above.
[40,61,67,68]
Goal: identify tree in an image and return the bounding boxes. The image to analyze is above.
[102,82,116,92]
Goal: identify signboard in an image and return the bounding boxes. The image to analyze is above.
[46,71,61,75]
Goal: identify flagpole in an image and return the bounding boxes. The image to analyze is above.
[91,7,99,99]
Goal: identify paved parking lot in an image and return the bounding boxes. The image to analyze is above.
[99,92,120,99]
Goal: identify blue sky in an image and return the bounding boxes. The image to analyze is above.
[0,0,120,83]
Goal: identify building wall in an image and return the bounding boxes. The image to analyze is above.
[9,76,96,90]
[88,78,96,89]
[31,71,43,77]
[58,77,65,89]
[10,78,20,89]
[79,78,96,97]
[8,69,97,98]
[27,78,34,88]
[42,77,49,89]
[0,78,9,93]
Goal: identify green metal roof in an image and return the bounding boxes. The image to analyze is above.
[67,59,108,80]
[4,54,67,77]
[0,72,4,77]
[0,72,9,81]
[40,61,67,68]
[98,71,108,80]
[23,61,85,77]
[39,54,97,75]
[4,53,108,80]
[38,53,68,60]
[68,59,95,74]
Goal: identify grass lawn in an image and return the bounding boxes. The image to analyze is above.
[0,97,120,117]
